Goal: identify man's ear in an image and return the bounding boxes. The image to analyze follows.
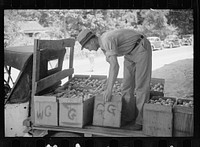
[90,38,94,44]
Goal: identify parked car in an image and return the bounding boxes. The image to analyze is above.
[162,35,180,48]
[147,37,163,51]
[180,34,193,46]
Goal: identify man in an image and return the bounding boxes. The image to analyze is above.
[83,49,95,72]
[77,28,152,130]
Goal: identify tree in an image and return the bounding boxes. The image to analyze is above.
[166,9,193,35]
[138,9,177,39]
[5,9,191,47]
[4,10,23,47]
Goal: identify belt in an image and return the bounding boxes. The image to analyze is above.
[128,35,144,55]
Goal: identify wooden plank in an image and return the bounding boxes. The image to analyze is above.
[84,133,93,137]
[74,74,90,78]
[144,103,172,113]
[83,97,94,126]
[69,46,74,80]
[174,106,193,114]
[34,96,57,102]
[151,78,165,85]
[104,101,122,127]
[32,125,148,137]
[35,68,74,94]
[59,97,83,103]
[31,39,41,125]
[85,126,147,137]
[93,96,105,126]
[90,75,107,80]
[38,38,75,50]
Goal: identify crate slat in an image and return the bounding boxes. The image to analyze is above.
[36,68,74,93]
[173,98,193,136]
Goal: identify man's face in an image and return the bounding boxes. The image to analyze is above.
[83,39,98,51]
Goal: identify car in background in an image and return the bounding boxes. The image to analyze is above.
[180,34,193,46]
[147,37,163,51]
[162,35,180,48]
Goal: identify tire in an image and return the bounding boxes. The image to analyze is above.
[169,43,173,48]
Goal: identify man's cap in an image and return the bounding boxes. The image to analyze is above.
[77,29,95,50]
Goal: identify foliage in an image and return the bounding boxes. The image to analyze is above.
[4,9,193,48]
[166,9,193,35]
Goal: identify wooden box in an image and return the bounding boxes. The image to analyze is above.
[93,94,122,128]
[34,96,58,126]
[143,96,176,136]
[58,96,94,128]
[150,78,165,98]
[173,98,194,136]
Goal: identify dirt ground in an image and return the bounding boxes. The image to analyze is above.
[152,58,193,98]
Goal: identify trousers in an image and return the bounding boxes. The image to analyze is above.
[121,37,152,125]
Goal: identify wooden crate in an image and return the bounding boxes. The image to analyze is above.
[59,74,90,90]
[151,78,165,85]
[143,96,176,136]
[93,94,122,128]
[34,96,58,126]
[90,75,107,80]
[58,96,94,128]
[150,78,165,98]
[73,74,90,79]
[173,98,193,136]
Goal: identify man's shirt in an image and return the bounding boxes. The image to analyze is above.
[99,29,143,58]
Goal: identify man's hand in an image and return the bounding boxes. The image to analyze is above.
[106,56,110,63]
[103,89,112,102]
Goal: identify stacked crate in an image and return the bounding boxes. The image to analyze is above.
[58,95,94,128]
[58,75,95,128]
[92,77,123,128]
[173,98,193,136]
[34,75,96,128]
[143,96,176,136]
[150,78,165,98]
[93,93,122,128]
[34,96,58,126]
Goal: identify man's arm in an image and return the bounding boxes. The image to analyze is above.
[104,55,119,102]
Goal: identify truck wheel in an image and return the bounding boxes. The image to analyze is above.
[51,132,83,137]
[170,43,173,48]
